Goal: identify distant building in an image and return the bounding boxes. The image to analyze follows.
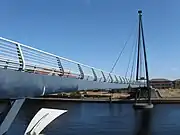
[173,79,180,89]
[150,78,173,89]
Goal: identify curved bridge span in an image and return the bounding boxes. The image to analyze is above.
[0,37,139,99]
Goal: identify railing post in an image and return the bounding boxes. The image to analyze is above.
[126,78,129,84]
[4,61,8,69]
[56,57,64,76]
[127,78,130,84]
[16,44,25,71]
[128,78,131,84]
[114,75,119,83]
[109,74,113,83]
[122,77,126,84]
[101,71,106,82]
[92,68,97,81]
[124,78,128,84]
[119,76,122,83]
[78,64,84,79]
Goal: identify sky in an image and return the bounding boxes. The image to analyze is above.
[0,0,180,80]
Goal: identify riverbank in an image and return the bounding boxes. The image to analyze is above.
[28,97,180,104]
[157,88,180,98]
[29,89,180,104]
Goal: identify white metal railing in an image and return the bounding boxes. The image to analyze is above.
[0,37,137,84]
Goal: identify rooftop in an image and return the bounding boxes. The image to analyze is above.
[150,78,171,82]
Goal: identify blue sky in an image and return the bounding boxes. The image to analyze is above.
[0,0,180,80]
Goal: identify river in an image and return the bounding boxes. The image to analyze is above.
[5,100,180,135]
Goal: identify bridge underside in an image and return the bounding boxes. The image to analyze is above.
[0,68,138,99]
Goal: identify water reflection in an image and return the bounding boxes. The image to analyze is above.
[108,103,122,116]
[134,109,152,135]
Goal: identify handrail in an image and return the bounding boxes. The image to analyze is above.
[0,36,136,84]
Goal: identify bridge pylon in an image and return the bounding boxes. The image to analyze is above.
[133,10,153,109]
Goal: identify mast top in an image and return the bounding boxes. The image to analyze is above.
[138,10,142,15]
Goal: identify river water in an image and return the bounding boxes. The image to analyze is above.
[6,100,180,135]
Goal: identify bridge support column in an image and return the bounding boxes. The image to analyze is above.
[133,87,153,109]
[0,98,25,135]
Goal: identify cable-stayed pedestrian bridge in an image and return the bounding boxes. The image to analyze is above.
[0,10,152,135]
